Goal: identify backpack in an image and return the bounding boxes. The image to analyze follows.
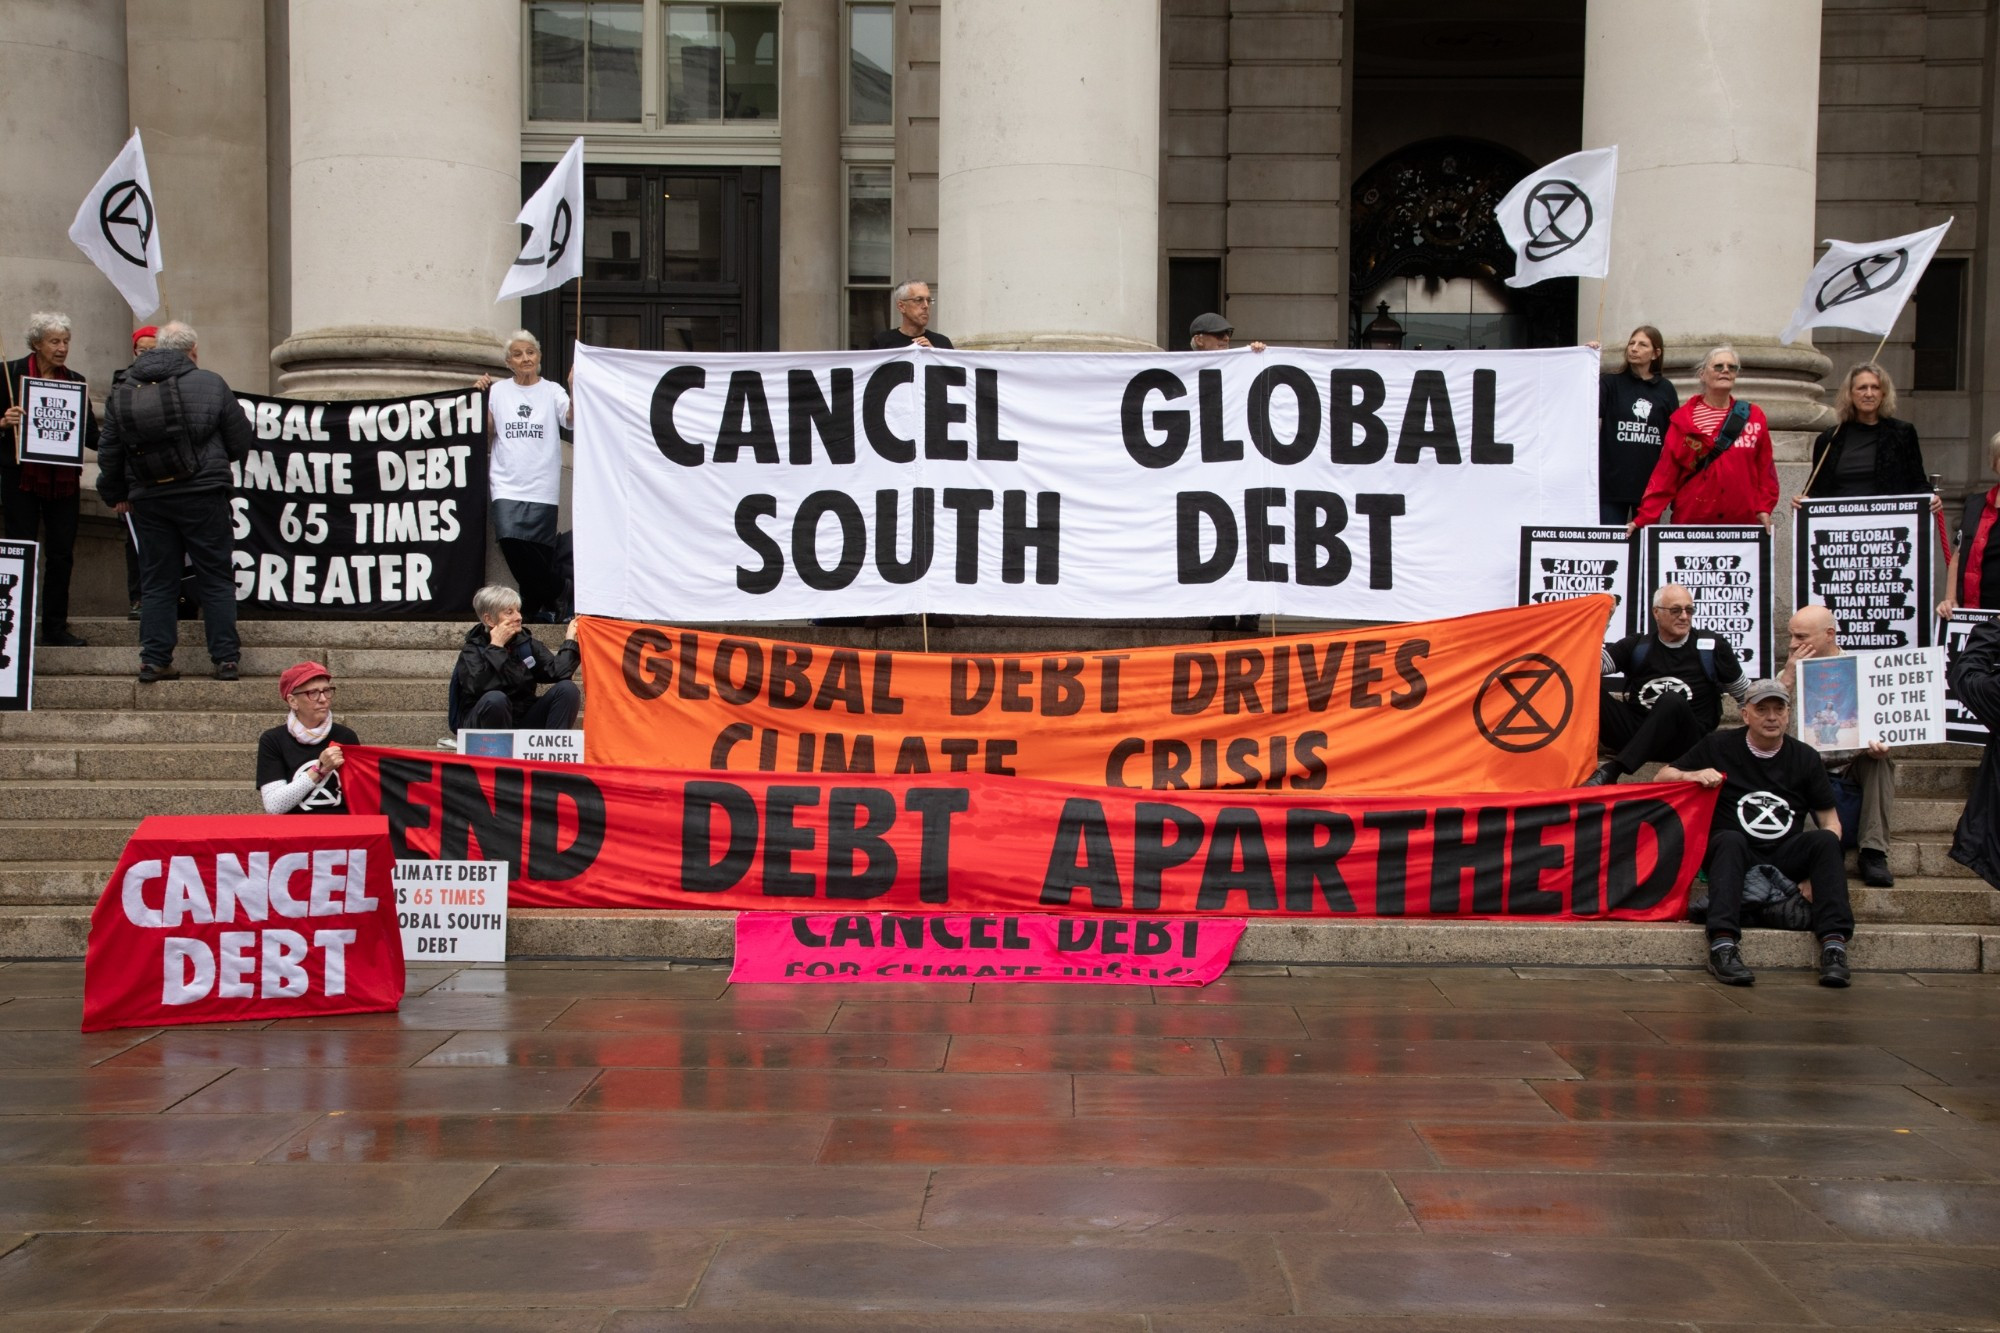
[115,373,204,485]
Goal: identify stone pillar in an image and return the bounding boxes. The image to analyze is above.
[1580,0,1831,436]
[127,0,271,391]
[779,0,843,350]
[272,0,521,397]
[0,1,132,380]
[937,0,1160,350]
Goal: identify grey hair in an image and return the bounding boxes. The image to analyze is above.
[155,321,198,352]
[1988,430,2000,470]
[24,312,71,349]
[1700,344,1738,374]
[472,584,522,620]
[892,280,930,305]
[505,329,540,352]
[1651,582,1691,611]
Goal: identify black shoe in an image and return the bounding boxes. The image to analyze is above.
[1581,761,1621,788]
[137,662,180,684]
[39,629,87,648]
[127,602,141,621]
[1859,849,1894,888]
[1818,942,1852,988]
[1706,940,1755,986]
[213,660,240,681]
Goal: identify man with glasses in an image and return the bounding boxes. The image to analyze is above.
[871,280,954,350]
[1629,344,1779,532]
[1586,582,1750,786]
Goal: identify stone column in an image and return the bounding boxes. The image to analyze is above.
[779,0,843,350]
[127,0,271,391]
[0,1,132,380]
[1580,0,1831,436]
[272,0,521,397]
[937,0,1160,350]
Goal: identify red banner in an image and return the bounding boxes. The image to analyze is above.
[729,912,1245,986]
[342,747,1716,922]
[83,815,406,1032]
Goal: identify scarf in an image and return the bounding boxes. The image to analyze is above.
[1965,484,2000,609]
[287,711,334,746]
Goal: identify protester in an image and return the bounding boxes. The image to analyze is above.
[870,281,954,350]
[1947,618,2000,888]
[1780,604,1898,886]
[112,326,159,621]
[1188,313,1267,353]
[95,321,253,684]
[1586,582,1750,786]
[1937,430,2000,620]
[1630,345,1777,531]
[1,312,97,646]
[474,330,571,623]
[457,584,581,730]
[1595,324,1678,525]
[257,662,360,814]
[1659,678,1854,988]
[1798,363,1936,504]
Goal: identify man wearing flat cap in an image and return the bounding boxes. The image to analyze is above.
[1659,678,1855,988]
[1187,312,1265,352]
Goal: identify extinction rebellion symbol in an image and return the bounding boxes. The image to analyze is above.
[1474,654,1574,753]
[1735,790,1795,840]
[98,179,155,266]
[1522,180,1593,261]
[1816,249,1908,311]
[520,199,574,270]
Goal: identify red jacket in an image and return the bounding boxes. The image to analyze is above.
[1633,396,1778,527]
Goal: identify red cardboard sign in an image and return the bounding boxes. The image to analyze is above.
[729,912,1245,985]
[83,815,406,1032]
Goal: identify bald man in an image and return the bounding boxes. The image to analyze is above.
[1782,604,1898,886]
[1587,583,1751,785]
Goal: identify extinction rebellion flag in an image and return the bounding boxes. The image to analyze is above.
[229,390,488,618]
[1781,220,1953,345]
[1497,146,1617,288]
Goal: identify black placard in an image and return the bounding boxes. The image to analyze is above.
[1793,496,1934,650]
[0,538,39,710]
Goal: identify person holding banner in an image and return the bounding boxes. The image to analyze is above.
[1630,347,1778,532]
[474,331,571,623]
[1947,618,2000,888]
[1187,313,1267,354]
[1595,325,1679,525]
[257,662,359,814]
[1781,604,1897,887]
[1659,678,1854,988]
[456,584,581,730]
[1797,364,1938,507]
[1,312,96,647]
[1587,583,1750,786]
[1938,431,2000,620]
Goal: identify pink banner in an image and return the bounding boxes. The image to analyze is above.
[729,912,1245,986]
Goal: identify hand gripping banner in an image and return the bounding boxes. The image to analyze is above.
[342,745,1717,921]
[578,595,1611,795]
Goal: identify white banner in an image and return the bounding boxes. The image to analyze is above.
[1793,497,1935,650]
[573,344,1599,622]
[498,137,584,301]
[1498,146,1617,288]
[395,860,507,963]
[1780,220,1952,345]
[68,129,164,318]
[1797,647,1945,751]
[1643,525,1774,678]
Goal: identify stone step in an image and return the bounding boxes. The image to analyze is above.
[67,617,471,649]
[0,821,193,863]
[33,676,451,712]
[1891,839,1980,879]
[4,905,1993,971]
[0,783,261,821]
[0,711,448,746]
[1850,881,2000,925]
[33,645,461,678]
[1892,798,1975,834]
[0,744,258,782]
[1898,760,1978,798]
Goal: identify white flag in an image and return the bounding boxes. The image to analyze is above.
[498,137,584,301]
[68,129,164,318]
[1497,146,1618,289]
[1780,219,1953,345]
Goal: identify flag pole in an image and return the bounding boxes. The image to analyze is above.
[921,612,929,653]
[1593,280,1607,349]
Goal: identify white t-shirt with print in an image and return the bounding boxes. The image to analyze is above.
[487,377,571,505]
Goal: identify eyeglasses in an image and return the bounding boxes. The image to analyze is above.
[1656,604,1695,616]
[1709,363,1740,373]
[293,686,336,700]
[901,296,933,305]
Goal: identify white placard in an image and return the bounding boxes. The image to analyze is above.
[457,728,585,763]
[1518,526,1636,645]
[394,860,508,963]
[0,540,38,710]
[18,378,86,467]
[1643,525,1773,677]
[573,343,1600,622]
[1797,646,1945,752]
[1794,496,1935,650]
[1944,609,2000,745]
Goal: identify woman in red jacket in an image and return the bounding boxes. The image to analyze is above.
[1628,345,1778,532]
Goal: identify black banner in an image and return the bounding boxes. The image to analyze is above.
[228,391,487,618]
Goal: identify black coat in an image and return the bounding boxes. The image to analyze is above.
[1949,620,2000,888]
[456,622,579,715]
[1805,416,1929,498]
[95,347,254,504]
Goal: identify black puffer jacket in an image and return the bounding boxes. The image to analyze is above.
[95,347,253,504]
[1805,417,1929,498]
[456,622,580,716]
[1949,619,2000,888]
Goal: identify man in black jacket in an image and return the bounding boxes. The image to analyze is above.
[1586,583,1751,785]
[456,584,581,730]
[95,322,254,683]
[1949,618,2000,888]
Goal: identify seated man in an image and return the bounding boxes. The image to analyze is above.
[1659,678,1854,988]
[1781,603,1897,886]
[1586,583,1749,785]
[456,584,581,732]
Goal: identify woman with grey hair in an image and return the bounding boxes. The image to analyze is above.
[1,311,96,646]
[1630,344,1778,531]
[454,583,581,731]
[473,329,572,622]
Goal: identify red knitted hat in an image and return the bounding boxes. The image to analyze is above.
[278,661,331,700]
[131,325,158,353]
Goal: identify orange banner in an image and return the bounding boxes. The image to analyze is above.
[577,595,1610,795]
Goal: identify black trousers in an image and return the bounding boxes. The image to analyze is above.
[1,486,78,636]
[1703,827,1855,942]
[498,537,560,621]
[131,488,239,666]
[1598,690,1709,773]
[466,680,580,730]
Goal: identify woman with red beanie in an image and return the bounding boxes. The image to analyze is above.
[257,662,361,814]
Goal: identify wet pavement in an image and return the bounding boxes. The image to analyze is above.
[1,958,1998,1330]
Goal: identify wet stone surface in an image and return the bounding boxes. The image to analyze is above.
[0,959,1996,1326]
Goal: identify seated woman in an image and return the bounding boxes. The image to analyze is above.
[257,662,359,814]
[457,584,581,731]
